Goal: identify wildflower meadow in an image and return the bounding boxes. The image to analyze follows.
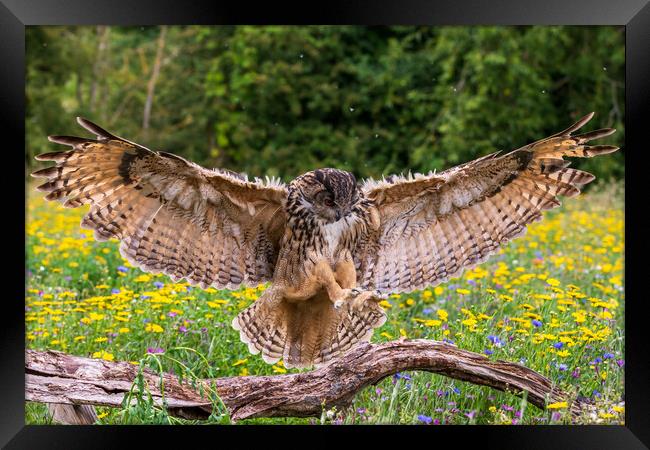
[25,182,624,425]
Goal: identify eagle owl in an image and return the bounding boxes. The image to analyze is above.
[32,113,618,368]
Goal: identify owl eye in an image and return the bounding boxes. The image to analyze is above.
[315,191,335,207]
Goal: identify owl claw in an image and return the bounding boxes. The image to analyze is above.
[334,299,345,310]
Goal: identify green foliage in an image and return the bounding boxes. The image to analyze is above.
[27,25,624,182]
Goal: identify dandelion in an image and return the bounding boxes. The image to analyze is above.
[92,350,114,361]
[145,323,164,333]
[547,402,568,409]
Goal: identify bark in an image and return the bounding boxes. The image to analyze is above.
[142,26,168,132]
[25,340,587,423]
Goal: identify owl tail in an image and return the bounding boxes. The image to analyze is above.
[232,290,387,369]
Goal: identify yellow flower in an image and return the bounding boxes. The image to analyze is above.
[94,337,108,343]
[92,350,114,361]
[145,323,164,333]
[379,300,392,309]
[232,358,248,367]
[433,286,444,296]
[272,365,287,374]
[118,327,130,333]
[380,332,393,339]
[97,412,109,419]
[456,288,471,295]
[547,402,568,409]
[437,309,448,321]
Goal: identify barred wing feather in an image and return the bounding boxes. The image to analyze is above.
[32,117,288,290]
[355,112,618,294]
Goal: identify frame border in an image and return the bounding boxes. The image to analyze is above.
[3,1,648,448]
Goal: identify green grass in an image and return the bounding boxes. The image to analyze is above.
[25,182,624,425]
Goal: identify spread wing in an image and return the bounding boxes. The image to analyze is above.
[32,117,288,290]
[354,112,618,294]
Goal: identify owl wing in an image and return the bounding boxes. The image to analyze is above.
[32,117,288,289]
[353,112,618,294]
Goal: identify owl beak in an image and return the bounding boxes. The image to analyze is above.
[335,210,342,221]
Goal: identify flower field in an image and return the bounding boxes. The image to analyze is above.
[25,182,624,425]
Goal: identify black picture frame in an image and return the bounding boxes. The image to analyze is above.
[3,1,648,448]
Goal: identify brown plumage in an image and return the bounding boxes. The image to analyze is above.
[32,113,618,368]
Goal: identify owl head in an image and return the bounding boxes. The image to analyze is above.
[287,168,361,224]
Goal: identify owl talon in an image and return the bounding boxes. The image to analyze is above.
[334,299,345,310]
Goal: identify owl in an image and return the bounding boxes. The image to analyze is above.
[32,113,618,369]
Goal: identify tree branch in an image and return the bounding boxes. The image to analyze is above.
[26,340,587,423]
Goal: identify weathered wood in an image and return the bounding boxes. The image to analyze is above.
[47,403,98,425]
[26,340,584,422]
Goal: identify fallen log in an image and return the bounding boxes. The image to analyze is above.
[26,340,585,423]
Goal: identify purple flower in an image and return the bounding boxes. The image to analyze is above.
[147,347,164,354]
[514,410,522,418]
[487,335,503,346]
[616,359,625,368]
[422,308,434,315]
[394,372,411,381]
[168,311,177,317]
[111,288,121,294]
[593,357,603,364]
[534,250,543,259]
[467,279,477,287]
[433,418,441,425]
[551,412,562,422]
[465,411,476,420]
[532,319,542,327]
[452,386,461,394]
[511,419,519,425]
[558,364,568,371]
[154,281,164,289]
[603,352,615,359]
[375,388,382,396]
[443,338,455,345]
[501,404,515,412]
[141,295,151,299]
[593,389,601,398]
[64,276,72,281]
[357,408,366,415]
[572,367,581,378]
[117,266,129,273]
[178,325,188,333]
[418,415,433,424]
[553,342,563,349]
[484,349,494,355]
